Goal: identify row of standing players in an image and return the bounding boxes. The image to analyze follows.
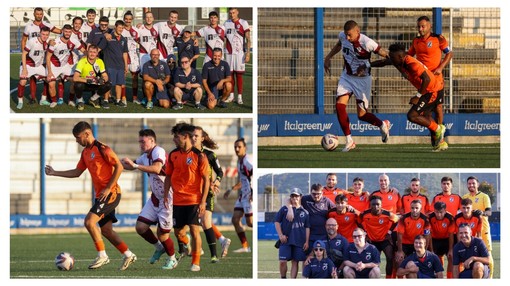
[17,7,250,111]
[45,121,253,272]
[274,173,493,278]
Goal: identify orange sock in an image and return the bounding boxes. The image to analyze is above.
[180,234,189,244]
[94,240,106,252]
[115,241,129,253]
[428,121,439,132]
[191,250,201,265]
[212,224,222,239]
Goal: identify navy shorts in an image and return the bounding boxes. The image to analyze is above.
[106,68,126,86]
[89,192,120,227]
[278,244,307,261]
[173,204,200,228]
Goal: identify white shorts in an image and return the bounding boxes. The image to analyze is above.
[234,191,252,215]
[48,64,73,81]
[128,51,140,73]
[337,71,372,110]
[19,65,47,79]
[138,196,173,232]
[226,53,245,73]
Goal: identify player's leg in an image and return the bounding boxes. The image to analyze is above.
[172,87,184,110]
[335,93,356,152]
[17,77,28,109]
[407,95,445,147]
[193,87,205,110]
[131,72,140,103]
[369,266,381,278]
[381,242,395,278]
[47,78,57,108]
[201,193,219,261]
[84,211,111,269]
[403,260,418,278]
[342,265,356,278]
[232,207,251,252]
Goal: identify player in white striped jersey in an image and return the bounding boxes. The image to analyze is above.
[45,24,85,108]
[195,11,225,65]
[68,16,87,107]
[224,8,251,105]
[122,11,141,103]
[80,8,98,44]
[154,10,183,59]
[16,26,50,109]
[324,20,390,152]
[137,11,159,105]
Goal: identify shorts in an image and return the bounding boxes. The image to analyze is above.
[128,52,140,73]
[371,239,393,253]
[336,71,372,110]
[48,64,73,81]
[459,264,490,278]
[226,53,245,73]
[19,64,46,79]
[106,67,126,86]
[173,204,201,228]
[278,244,307,261]
[205,191,215,212]
[410,92,436,115]
[234,191,252,215]
[402,243,414,256]
[432,238,450,257]
[137,194,173,232]
[354,267,373,278]
[89,193,120,227]
[154,86,170,101]
[179,88,198,101]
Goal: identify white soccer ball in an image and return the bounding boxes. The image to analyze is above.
[321,134,339,151]
[55,252,75,271]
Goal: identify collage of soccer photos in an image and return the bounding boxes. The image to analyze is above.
[6,3,503,283]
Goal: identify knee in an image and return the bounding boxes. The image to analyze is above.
[135,222,147,234]
[74,82,85,91]
[369,266,381,278]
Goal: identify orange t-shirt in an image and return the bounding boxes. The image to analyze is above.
[454,213,482,236]
[165,147,210,206]
[401,193,430,214]
[328,209,358,242]
[402,55,443,96]
[345,192,370,213]
[431,193,462,217]
[429,212,455,239]
[322,187,346,203]
[396,213,431,244]
[77,140,121,198]
[371,189,402,214]
[359,209,398,242]
[408,33,449,72]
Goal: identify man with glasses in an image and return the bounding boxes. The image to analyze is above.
[86,16,112,60]
[397,235,444,278]
[141,48,171,110]
[172,55,205,110]
[452,224,490,278]
[324,218,349,277]
[343,228,381,278]
[274,188,310,279]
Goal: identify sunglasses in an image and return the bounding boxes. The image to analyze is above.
[311,192,322,196]
[314,248,324,252]
[353,234,363,239]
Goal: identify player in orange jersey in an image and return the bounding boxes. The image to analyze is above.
[45,121,136,270]
[328,194,359,242]
[395,200,431,264]
[429,201,455,278]
[345,177,370,213]
[401,178,430,214]
[454,198,482,238]
[322,173,347,202]
[431,176,462,217]
[371,174,401,215]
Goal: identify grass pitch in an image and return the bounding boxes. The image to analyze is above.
[258,144,500,168]
[257,240,500,279]
[10,230,252,279]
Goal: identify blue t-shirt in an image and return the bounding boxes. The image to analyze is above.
[345,242,381,264]
[274,206,310,247]
[453,237,489,266]
[325,234,349,266]
[301,195,335,241]
[103,32,128,69]
[174,67,202,92]
[142,60,171,81]
[202,60,231,86]
[302,257,335,278]
[399,250,444,278]
[175,37,200,68]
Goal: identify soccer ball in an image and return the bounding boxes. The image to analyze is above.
[55,252,75,271]
[321,134,339,151]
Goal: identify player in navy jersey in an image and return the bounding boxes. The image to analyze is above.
[452,224,490,278]
[397,235,444,278]
[324,20,390,152]
[172,56,205,110]
[274,188,310,278]
[202,48,232,109]
[324,218,349,277]
[343,227,381,278]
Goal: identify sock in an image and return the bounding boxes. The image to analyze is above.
[57,82,64,99]
[18,84,25,99]
[428,121,439,132]
[69,93,75,102]
[447,271,453,278]
[237,231,248,248]
[162,238,175,256]
[204,227,218,257]
[114,241,129,254]
[29,77,37,99]
[42,82,48,97]
[191,250,201,266]
[212,224,223,240]
[236,73,243,94]
[91,94,100,101]
[140,229,159,244]
[359,112,382,127]
[121,86,126,99]
[335,102,351,136]
[94,240,106,252]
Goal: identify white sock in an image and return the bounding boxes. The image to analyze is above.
[123,250,133,258]
[18,98,23,103]
[154,241,164,251]
[218,236,225,244]
[346,135,353,142]
[77,98,84,103]
[40,95,47,101]
[91,94,100,101]
[98,250,107,257]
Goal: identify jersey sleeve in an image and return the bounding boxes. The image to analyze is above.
[76,151,87,171]
[165,153,173,176]
[438,34,451,54]
[209,152,223,180]
[154,146,167,164]
[98,59,107,73]
[102,146,120,167]
[198,152,210,178]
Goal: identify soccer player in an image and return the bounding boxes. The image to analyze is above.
[192,126,231,262]
[164,122,210,272]
[80,8,98,44]
[45,24,85,107]
[322,173,347,202]
[121,129,178,270]
[359,195,399,278]
[463,176,494,277]
[17,26,50,109]
[274,188,310,279]
[103,20,129,108]
[409,16,453,151]
[121,11,141,104]
[224,138,253,253]
[224,7,251,105]
[454,198,482,237]
[137,11,159,86]
[202,48,232,109]
[72,44,112,111]
[141,48,171,109]
[452,224,490,278]
[328,194,359,242]
[154,10,183,60]
[395,200,431,264]
[195,11,226,65]
[431,176,462,216]
[324,218,349,277]
[302,240,337,279]
[174,26,200,69]
[44,121,136,270]
[387,43,446,148]
[345,177,370,213]
[400,178,430,214]
[172,55,205,110]
[67,16,87,107]
[342,227,381,279]
[396,235,444,278]
[371,174,402,215]
[429,201,455,278]
[324,20,390,152]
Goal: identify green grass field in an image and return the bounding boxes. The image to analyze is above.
[257,240,500,279]
[9,53,252,113]
[10,230,252,278]
[258,144,500,168]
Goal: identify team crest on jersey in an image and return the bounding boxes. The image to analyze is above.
[427,261,432,268]
[186,157,192,165]
[427,41,433,48]
[441,222,448,228]
[221,66,224,72]
[299,212,305,218]
[320,203,325,209]
[365,253,372,261]
[335,240,342,247]
[344,216,350,222]
[192,75,196,82]
[449,197,454,203]
[322,263,328,271]
[388,195,393,201]
[90,152,96,159]
[378,218,384,224]
[416,223,422,229]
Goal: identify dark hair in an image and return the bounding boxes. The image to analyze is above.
[62,24,73,31]
[213,47,223,53]
[139,129,156,142]
[311,183,323,193]
[461,198,473,206]
[343,20,358,31]
[467,176,479,183]
[123,11,133,18]
[171,122,195,138]
[88,44,99,51]
[234,138,246,146]
[72,17,83,25]
[433,201,446,211]
[441,176,453,183]
[209,11,219,18]
[369,195,382,202]
[194,126,218,150]
[86,9,97,15]
[39,26,51,33]
[389,43,406,54]
[34,7,44,13]
[411,177,420,183]
[170,10,179,16]
[115,20,125,27]
[335,194,347,203]
[417,15,431,23]
[326,173,336,178]
[411,199,422,205]
[99,16,109,23]
[414,234,427,241]
[353,177,364,183]
[72,121,91,135]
